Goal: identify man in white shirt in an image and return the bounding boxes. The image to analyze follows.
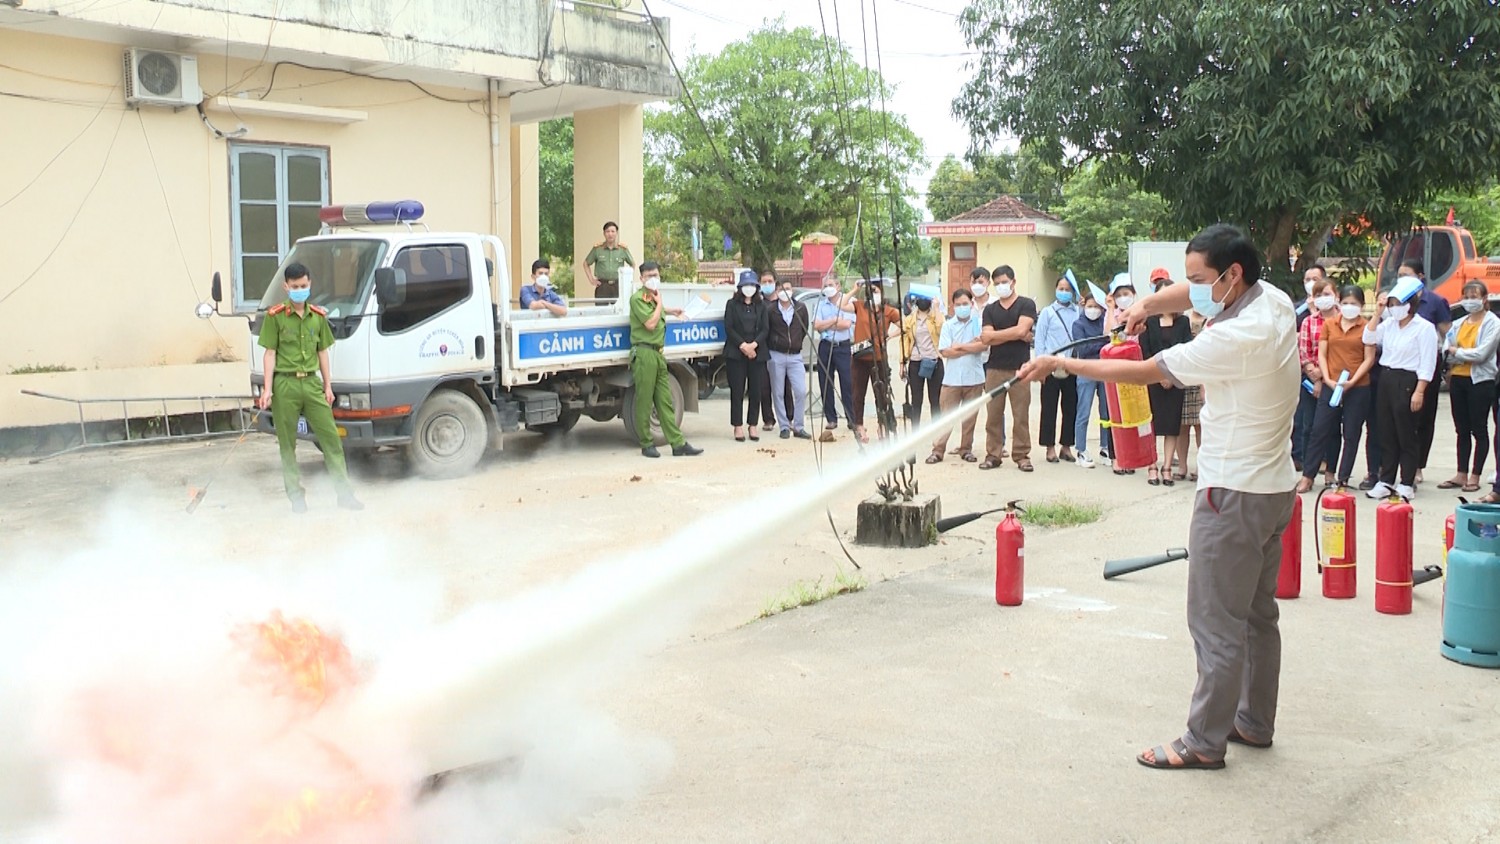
[1020,224,1298,771]
[927,288,988,463]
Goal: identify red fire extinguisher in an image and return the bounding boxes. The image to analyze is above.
[1375,495,1414,615]
[1317,485,1357,598]
[1277,494,1302,599]
[996,500,1025,606]
[1101,336,1157,471]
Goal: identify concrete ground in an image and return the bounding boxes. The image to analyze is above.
[2,388,1498,842]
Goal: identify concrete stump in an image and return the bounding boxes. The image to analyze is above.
[855,493,941,548]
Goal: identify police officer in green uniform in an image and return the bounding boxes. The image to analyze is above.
[630,261,703,459]
[256,262,364,512]
[583,220,635,302]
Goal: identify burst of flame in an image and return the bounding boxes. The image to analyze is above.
[237,610,358,707]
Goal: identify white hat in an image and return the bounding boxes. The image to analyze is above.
[1086,281,1108,303]
[1109,272,1135,294]
[1389,276,1423,303]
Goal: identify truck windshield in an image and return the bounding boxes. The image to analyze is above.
[255,238,386,317]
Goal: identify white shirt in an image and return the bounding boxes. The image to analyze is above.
[939,315,986,387]
[1366,315,1438,382]
[1157,282,1299,494]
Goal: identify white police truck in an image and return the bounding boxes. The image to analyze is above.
[238,202,732,478]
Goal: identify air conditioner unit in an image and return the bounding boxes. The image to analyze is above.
[123,48,201,108]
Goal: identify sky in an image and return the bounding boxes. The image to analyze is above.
[650,0,980,212]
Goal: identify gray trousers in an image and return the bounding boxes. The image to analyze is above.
[768,350,808,432]
[1183,487,1296,761]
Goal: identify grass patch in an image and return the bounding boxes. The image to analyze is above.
[1021,498,1103,528]
[758,569,867,619]
[8,363,76,375]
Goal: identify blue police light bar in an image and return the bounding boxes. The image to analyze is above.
[319,200,424,227]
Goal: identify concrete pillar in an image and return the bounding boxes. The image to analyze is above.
[572,104,644,299]
[509,122,540,297]
[487,85,513,262]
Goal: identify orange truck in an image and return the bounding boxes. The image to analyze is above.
[1377,225,1500,303]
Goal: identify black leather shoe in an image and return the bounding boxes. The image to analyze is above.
[642,446,661,458]
[794,429,813,439]
[780,429,791,439]
[672,443,703,456]
[1357,476,1377,491]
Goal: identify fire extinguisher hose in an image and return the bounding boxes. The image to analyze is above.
[986,331,1124,401]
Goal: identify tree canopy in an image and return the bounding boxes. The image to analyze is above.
[954,0,1500,282]
[926,148,1062,222]
[1046,163,1181,285]
[538,117,574,261]
[650,24,926,274]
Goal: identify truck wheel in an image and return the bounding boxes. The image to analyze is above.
[533,408,581,434]
[407,390,487,479]
[621,377,685,446]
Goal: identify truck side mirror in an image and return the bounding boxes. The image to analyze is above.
[210,271,222,304]
[375,267,407,308]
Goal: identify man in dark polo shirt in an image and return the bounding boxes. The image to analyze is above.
[979,265,1038,470]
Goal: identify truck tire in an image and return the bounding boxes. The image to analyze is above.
[533,408,581,434]
[407,389,488,479]
[621,376,685,446]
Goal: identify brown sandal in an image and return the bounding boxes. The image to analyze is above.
[925,453,943,464]
[1137,738,1225,771]
[978,459,1002,470]
[1016,459,1034,473]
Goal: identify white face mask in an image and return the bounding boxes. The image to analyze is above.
[993,283,1013,300]
[1384,303,1409,321]
[535,274,550,289]
[823,285,839,299]
[741,285,758,298]
[871,293,882,306]
[1084,306,1103,320]
[1313,295,1337,312]
[778,289,792,303]
[1115,294,1134,309]
[971,283,987,297]
[1462,298,1484,313]
[644,277,660,292]
[1340,303,1362,320]
[1304,279,1317,295]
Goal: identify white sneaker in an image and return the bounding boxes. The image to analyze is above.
[1395,483,1416,500]
[1076,451,1095,468]
[1099,450,1113,468]
[1365,482,1394,499]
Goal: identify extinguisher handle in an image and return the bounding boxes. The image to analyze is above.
[1007,499,1025,514]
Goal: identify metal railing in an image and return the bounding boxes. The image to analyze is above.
[18,389,258,464]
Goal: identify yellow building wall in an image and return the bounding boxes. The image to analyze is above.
[973,235,1069,305]
[0,29,501,426]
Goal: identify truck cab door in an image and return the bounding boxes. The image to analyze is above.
[371,240,492,392]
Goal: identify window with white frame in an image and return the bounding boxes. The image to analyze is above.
[229,144,329,309]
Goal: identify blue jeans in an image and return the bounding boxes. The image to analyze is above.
[817,340,856,427]
[1075,376,1112,455]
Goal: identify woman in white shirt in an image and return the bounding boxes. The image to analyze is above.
[1362,277,1438,500]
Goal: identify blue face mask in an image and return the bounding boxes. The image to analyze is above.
[1056,291,1074,305]
[761,283,774,295]
[288,287,311,304]
[954,304,972,320]
[1188,271,1228,319]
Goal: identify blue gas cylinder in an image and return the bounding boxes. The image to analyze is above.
[1442,503,1500,668]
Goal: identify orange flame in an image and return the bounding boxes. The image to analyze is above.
[237,611,358,707]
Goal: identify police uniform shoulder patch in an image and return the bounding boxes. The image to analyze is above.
[592,240,606,248]
[268,303,288,315]
[309,304,328,316]
[616,242,630,250]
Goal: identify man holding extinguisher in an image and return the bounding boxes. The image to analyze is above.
[1019,224,1299,771]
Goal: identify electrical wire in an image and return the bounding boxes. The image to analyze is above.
[0,105,128,307]
[0,86,118,210]
[135,110,234,348]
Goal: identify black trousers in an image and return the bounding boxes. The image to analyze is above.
[905,358,944,425]
[726,357,764,427]
[1376,368,1422,487]
[1303,383,1372,483]
[1038,372,1078,448]
[1364,365,1383,478]
[755,360,776,426]
[1417,355,1444,468]
[1450,374,1495,475]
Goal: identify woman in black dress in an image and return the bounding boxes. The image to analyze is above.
[1139,284,1192,486]
[723,270,770,441]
